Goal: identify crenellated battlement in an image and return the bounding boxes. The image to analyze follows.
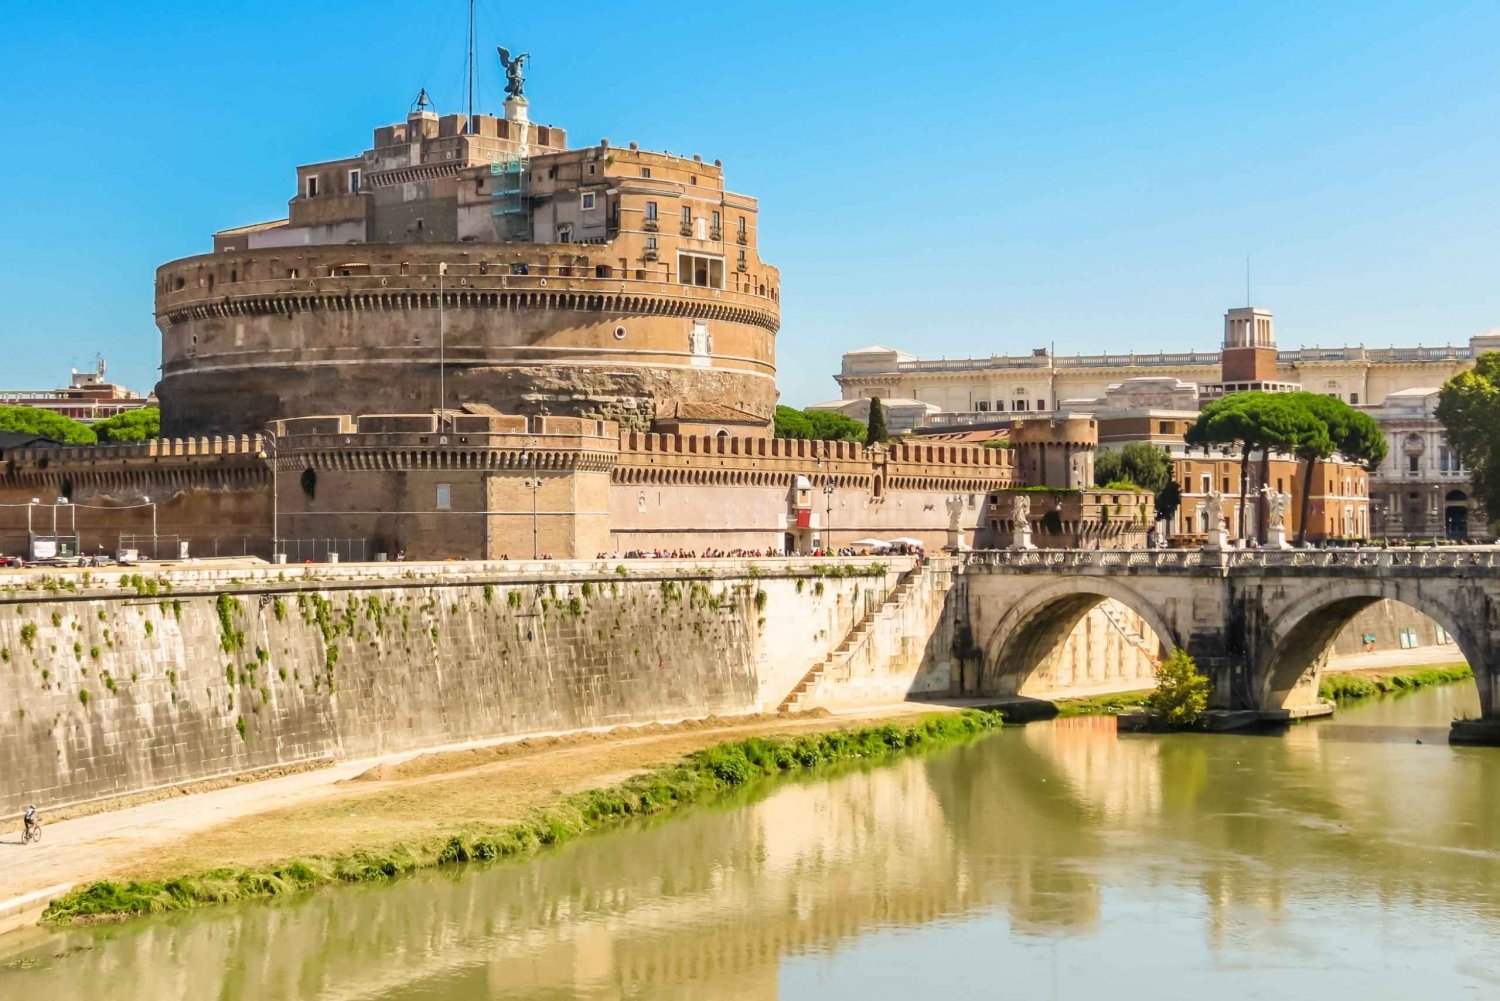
[2,435,264,466]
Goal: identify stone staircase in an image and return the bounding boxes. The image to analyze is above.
[1097,600,1160,666]
[777,565,927,713]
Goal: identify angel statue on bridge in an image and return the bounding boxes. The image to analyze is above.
[1260,483,1291,529]
[498,47,530,99]
[1011,493,1031,527]
[1203,489,1225,532]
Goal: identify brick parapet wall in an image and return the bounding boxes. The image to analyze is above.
[615,433,1016,492]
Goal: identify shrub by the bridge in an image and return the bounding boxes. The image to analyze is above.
[1145,650,1209,726]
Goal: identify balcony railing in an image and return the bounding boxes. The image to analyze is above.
[680,223,693,236]
[736,232,748,245]
[642,218,658,232]
[709,227,723,241]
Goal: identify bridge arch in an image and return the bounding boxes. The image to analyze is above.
[978,575,1179,697]
[1255,578,1486,712]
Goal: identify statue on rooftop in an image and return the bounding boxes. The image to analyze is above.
[498,47,530,99]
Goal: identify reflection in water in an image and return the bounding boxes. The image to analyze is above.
[3,686,1499,999]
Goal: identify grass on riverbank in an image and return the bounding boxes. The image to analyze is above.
[1053,690,1153,716]
[1319,664,1473,703]
[43,710,1001,925]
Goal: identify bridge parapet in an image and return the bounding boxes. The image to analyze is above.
[965,547,1500,576]
[962,546,1500,738]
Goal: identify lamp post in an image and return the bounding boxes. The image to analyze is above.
[26,498,38,558]
[522,449,542,560]
[143,495,158,560]
[823,481,835,553]
[56,498,74,557]
[260,427,282,562]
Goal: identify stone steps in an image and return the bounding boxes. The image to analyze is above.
[777,569,922,713]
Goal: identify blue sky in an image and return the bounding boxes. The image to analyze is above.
[1,1,1496,407]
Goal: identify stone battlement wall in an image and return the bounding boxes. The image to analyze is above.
[0,558,908,818]
[615,433,1015,492]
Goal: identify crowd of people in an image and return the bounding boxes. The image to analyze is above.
[600,543,925,560]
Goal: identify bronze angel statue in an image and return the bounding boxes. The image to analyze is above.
[497,47,530,99]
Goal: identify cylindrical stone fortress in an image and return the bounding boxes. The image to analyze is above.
[154,100,780,435]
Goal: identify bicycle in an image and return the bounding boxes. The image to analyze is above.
[22,819,41,845]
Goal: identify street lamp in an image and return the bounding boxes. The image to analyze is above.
[823,481,835,553]
[522,449,543,561]
[56,498,74,557]
[26,498,38,558]
[142,495,157,560]
[260,427,282,562]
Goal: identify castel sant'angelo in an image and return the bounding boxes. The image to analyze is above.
[0,49,1135,560]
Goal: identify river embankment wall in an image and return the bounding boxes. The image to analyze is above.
[0,558,909,818]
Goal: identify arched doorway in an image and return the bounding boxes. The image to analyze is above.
[1445,490,1469,539]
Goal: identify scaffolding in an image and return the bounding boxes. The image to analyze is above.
[490,156,530,241]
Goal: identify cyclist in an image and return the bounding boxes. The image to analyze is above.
[22,804,38,842]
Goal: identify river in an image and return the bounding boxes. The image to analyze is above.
[2,685,1497,999]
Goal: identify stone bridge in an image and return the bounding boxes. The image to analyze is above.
[960,547,1500,742]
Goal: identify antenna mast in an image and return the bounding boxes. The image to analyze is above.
[465,0,477,122]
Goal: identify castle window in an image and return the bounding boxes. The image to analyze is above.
[677,253,723,289]
[645,200,658,220]
[640,167,651,178]
[436,484,451,510]
[1159,421,1172,434]
[305,176,318,198]
[558,225,572,244]
[587,163,596,175]
[510,263,529,275]
[581,192,596,211]
[348,169,361,193]
[1350,393,1359,405]
[737,216,747,238]
[645,236,658,252]
[1036,399,1046,412]
[681,206,692,227]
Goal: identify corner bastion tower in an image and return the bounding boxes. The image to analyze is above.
[154,76,780,436]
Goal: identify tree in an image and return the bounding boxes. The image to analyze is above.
[0,406,95,444]
[1095,442,1172,492]
[1437,353,1500,532]
[1144,649,1210,726]
[1155,479,1182,527]
[864,397,888,446]
[773,405,814,440]
[1284,393,1385,546]
[94,407,160,443]
[805,409,866,443]
[1096,442,1176,526]
[774,405,866,442]
[1186,393,1316,540]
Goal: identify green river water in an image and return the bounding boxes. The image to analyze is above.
[2,684,1497,999]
